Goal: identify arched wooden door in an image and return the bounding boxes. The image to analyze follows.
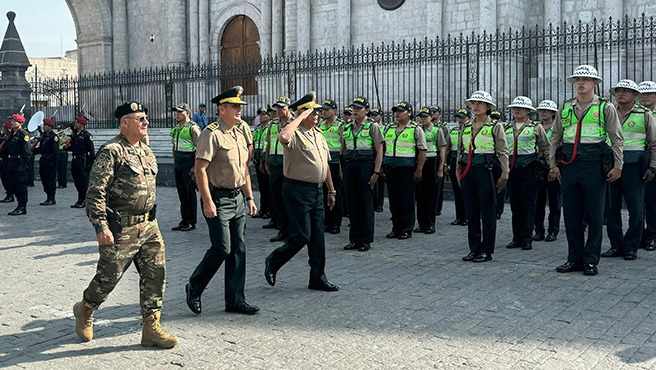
[221,15,260,94]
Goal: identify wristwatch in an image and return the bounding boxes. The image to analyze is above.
[245,196,253,201]
[328,190,337,195]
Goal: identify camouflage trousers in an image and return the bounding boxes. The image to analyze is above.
[83,220,166,316]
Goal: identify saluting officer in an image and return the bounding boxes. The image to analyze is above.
[33,118,60,205]
[601,79,656,260]
[264,92,339,292]
[185,86,260,316]
[533,100,561,242]
[66,115,95,208]
[549,65,624,276]
[369,107,386,212]
[341,97,385,251]
[384,101,427,240]
[4,113,31,215]
[319,99,344,234]
[252,106,272,219]
[448,109,469,226]
[457,91,509,263]
[638,81,656,251]
[504,96,551,251]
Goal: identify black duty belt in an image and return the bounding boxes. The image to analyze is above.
[7,155,21,159]
[212,187,242,198]
[285,178,323,188]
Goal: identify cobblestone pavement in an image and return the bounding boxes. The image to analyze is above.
[2,185,656,369]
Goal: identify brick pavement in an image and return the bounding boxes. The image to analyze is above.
[2,185,656,369]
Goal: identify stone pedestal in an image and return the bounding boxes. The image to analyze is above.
[0,11,32,119]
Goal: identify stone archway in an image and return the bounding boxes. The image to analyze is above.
[220,15,261,94]
[64,0,113,75]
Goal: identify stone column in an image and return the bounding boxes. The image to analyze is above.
[479,0,497,33]
[199,0,210,64]
[260,0,272,58]
[296,0,311,52]
[543,0,561,29]
[271,0,284,56]
[167,0,187,66]
[189,0,199,65]
[426,0,443,39]
[337,0,351,49]
[284,0,298,54]
[112,0,129,71]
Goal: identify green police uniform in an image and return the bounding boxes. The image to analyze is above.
[319,116,344,232]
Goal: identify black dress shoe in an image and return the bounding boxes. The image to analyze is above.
[0,195,14,203]
[386,231,399,239]
[472,253,492,263]
[461,219,468,226]
[555,261,584,273]
[39,199,56,206]
[171,224,185,231]
[545,232,558,242]
[532,232,545,241]
[645,240,656,251]
[308,281,339,292]
[262,222,277,229]
[270,233,286,242]
[225,302,260,315]
[180,224,196,232]
[264,256,276,286]
[522,241,533,250]
[583,264,598,276]
[462,252,476,261]
[185,283,201,314]
[329,227,340,234]
[343,242,359,250]
[397,232,411,240]
[451,219,461,226]
[358,243,371,252]
[413,226,424,233]
[425,226,436,234]
[506,241,520,249]
[601,248,624,258]
[8,207,26,216]
[70,201,85,208]
[624,250,638,260]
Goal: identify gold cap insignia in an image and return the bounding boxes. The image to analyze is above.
[130,102,139,111]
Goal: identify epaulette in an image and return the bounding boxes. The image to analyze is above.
[206,121,220,131]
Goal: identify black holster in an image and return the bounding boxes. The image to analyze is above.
[106,207,123,236]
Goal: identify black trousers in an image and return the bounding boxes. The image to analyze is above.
[254,158,271,215]
[607,163,644,252]
[6,159,27,207]
[385,165,416,234]
[561,160,606,265]
[269,165,287,233]
[71,157,90,203]
[57,150,68,187]
[535,176,561,234]
[174,154,197,226]
[460,166,497,254]
[448,157,466,221]
[436,168,446,214]
[0,159,11,196]
[507,163,538,245]
[323,162,343,229]
[416,158,438,229]
[267,179,328,285]
[374,170,385,209]
[343,160,375,244]
[189,191,247,305]
[39,155,57,199]
[644,175,656,243]
[26,154,35,186]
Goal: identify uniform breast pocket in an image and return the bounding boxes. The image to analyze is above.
[217,137,238,161]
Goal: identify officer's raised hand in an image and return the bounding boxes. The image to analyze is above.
[607,168,621,182]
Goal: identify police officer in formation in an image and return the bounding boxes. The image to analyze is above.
[170,103,201,232]
[369,107,386,212]
[457,91,509,263]
[264,92,339,292]
[638,81,656,251]
[431,105,449,216]
[252,106,272,219]
[448,108,469,226]
[504,96,551,251]
[32,118,59,205]
[318,99,344,234]
[341,97,384,251]
[3,113,31,215]
[185,86,260,316]
[601,79,656,261]
[66,115,95,208]
[532,100,561,242]
[384,101,427,240]
[549,65,623,276]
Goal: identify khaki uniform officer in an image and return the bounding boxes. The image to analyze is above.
[74,101,178,348]
[185,86,260,315]
[264,92,340,292]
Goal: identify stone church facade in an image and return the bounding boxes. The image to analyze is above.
[67,0,653,76]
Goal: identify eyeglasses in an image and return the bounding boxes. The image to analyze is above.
[127,115,148,123]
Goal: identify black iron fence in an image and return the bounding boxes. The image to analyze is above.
[30,14,656,129]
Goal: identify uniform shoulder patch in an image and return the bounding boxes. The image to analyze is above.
[206,122,220,131]
[54,136,59,142]
[89,135,94,141]
[24,135,29,142]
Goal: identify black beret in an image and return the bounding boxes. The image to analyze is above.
[115,101,148,119]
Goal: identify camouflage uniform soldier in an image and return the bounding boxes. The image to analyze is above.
[73,101,178,349]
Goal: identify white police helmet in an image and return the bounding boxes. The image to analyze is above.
[567,65,602,83]
[507,96,536,111]
[465,90,496,108]
[638,81,656,94]
[609,79,640,95]
[536,100,558,112]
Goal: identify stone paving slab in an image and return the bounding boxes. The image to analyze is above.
[1,185,656,369]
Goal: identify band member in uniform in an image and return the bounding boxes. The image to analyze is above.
[170,103,201,232]
[33,118,59,205]
[601,79,656,260]
[457,91,510,263]
[74,101,178,348]
[319,99,344,234]
[264,92,339,292]
[448,109,469,226]
[56,122,69,188]
[549,65,623,276]
[639,81,656,250]
[4,113,31,215]
[0,121,14,203]
[66,115,95,208]
[185,86,260,316]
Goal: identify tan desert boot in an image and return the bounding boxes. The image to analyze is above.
[141,311,178,349]
[73,301,94,341]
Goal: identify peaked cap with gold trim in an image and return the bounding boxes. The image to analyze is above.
[211,85,248,105]
[289,92,322,110]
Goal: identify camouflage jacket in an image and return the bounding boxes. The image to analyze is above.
[86,134,158,234]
